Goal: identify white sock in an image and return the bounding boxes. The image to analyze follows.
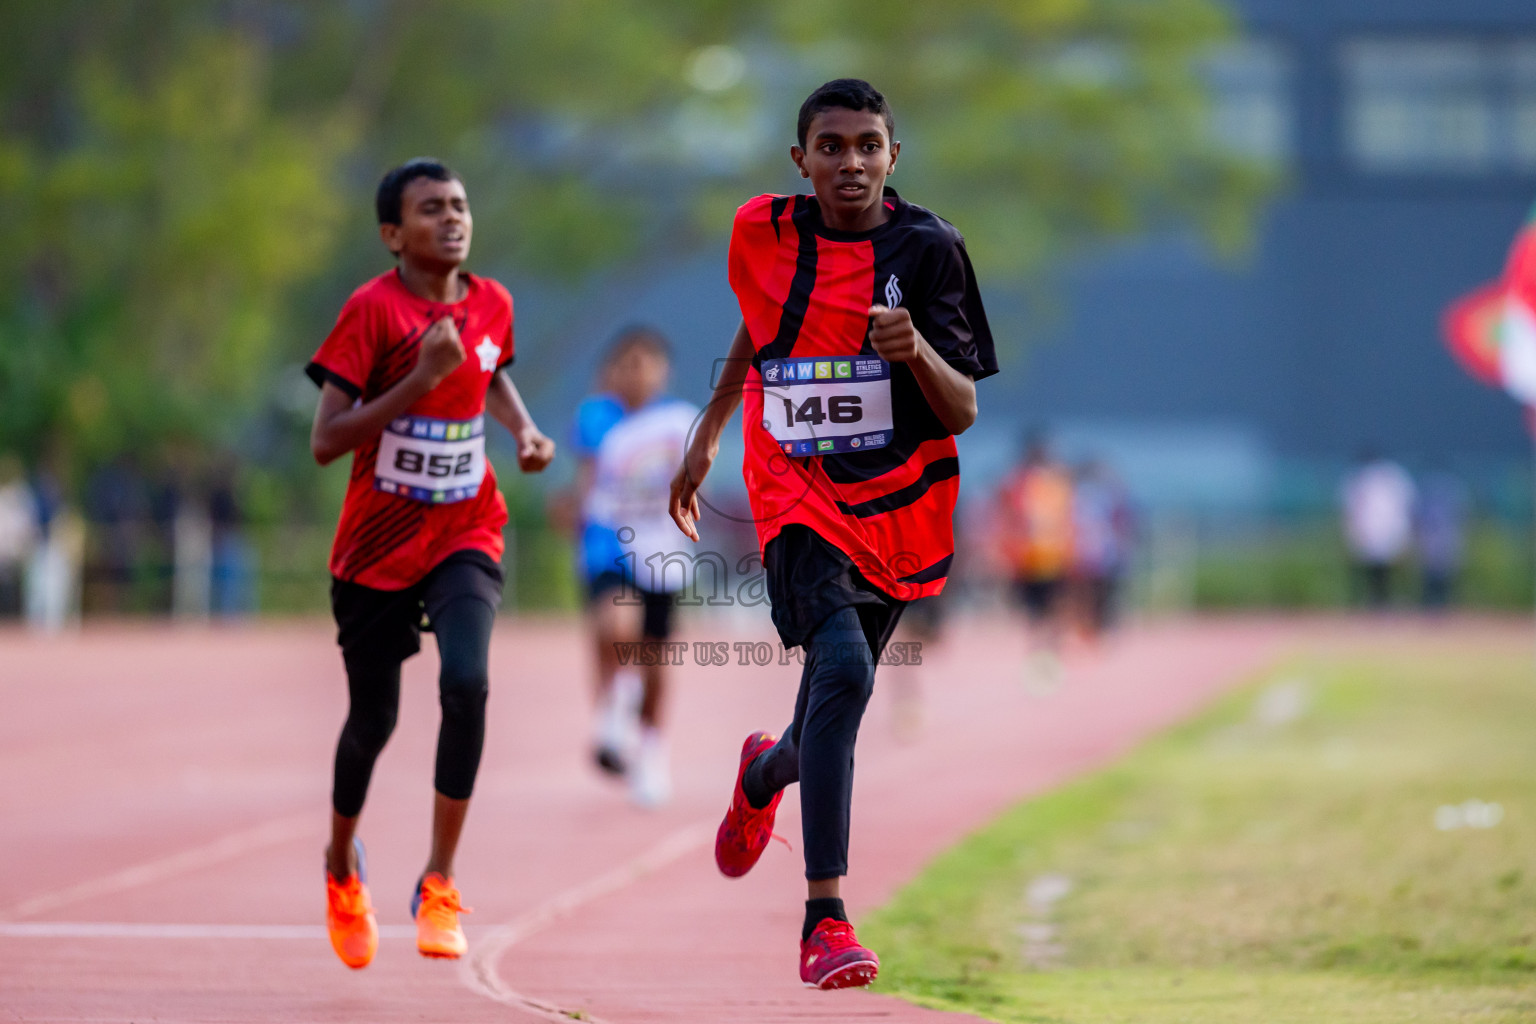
[631,726,671,807]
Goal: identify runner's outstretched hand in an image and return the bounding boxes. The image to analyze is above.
[669,443,714,542]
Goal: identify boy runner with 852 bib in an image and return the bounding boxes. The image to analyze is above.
[308,159,555,969]
[670,79,997,989]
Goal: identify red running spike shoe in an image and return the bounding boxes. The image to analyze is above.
[714,731,786,878]
[800,918,880,989]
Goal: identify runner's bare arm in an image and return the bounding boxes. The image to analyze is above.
[310,315,466,465]
[669,321,754,541]
[868,304,978,435]
[487,371,556,473]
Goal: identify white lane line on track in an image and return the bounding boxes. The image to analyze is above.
[0,813,312,921]
[460,819,715,1024]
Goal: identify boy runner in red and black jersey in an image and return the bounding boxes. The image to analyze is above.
[670,79,997,989]
[307,159,555,969]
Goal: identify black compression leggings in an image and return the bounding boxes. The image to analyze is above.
[331,595,496,818]
[746,605,876,880]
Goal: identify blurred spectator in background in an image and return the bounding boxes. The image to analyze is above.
[1071,458,1134,640]
[209,457,256,617]
[84,456,149,614]
[1415,467,1469,611]
[164,459,210,621]
[1340,450,1416,609]
[25,454,81,632]
[0,455,38,618]
[28,459,64,546]
[997,432,1075,687]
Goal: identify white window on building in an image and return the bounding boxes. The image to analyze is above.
[1204,39,1294,164]
[1509,41,1536,170]
[1342,37,1536,174]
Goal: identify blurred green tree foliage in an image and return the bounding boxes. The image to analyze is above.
[0,0,1267,478]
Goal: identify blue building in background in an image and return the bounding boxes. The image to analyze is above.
[1011,0,1536,510]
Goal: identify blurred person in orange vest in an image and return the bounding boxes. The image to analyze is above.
[996,431,1075,687]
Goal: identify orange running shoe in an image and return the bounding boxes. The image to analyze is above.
[411,872,471,959]
[325,838,378,969]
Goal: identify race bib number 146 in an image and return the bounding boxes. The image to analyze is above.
[375,415,486,504]
[760,356,893,456]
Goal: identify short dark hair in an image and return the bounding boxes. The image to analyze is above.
[797,78,894,148]
[605,324,671,363]
[376,158,460,225]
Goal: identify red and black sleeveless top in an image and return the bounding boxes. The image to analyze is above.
[729,188,997,602]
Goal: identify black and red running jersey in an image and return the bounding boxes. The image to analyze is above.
[729,187,997,601]
[306,270,515,590]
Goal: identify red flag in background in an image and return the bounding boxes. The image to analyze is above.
[1497,210,1536,407]
[1442,281,1505,387]
[1440,202,1536,407]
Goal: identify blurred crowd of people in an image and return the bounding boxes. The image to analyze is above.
[0,436,1498,631]
[1339,451,1469,610]
[0,452,256,629]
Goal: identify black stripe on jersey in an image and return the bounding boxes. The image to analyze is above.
[834,457,959,519]
[373,336,421,395]
[341,500,420,564]
[345,515,423,580]
[368,318,429,397]
[344,509,427,578]
[757,197,819,364]
[769,195,791,241]
[898,553,952,585]
[350,438,380,483]
[820,394,948,485]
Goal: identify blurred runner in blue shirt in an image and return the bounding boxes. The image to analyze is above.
[566,327,688,797]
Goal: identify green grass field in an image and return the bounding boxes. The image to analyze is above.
[862,640,1536,1022]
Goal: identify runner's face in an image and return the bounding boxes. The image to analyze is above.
[383,176,472,268]
[613,347,668,409]
[792,108,899,233]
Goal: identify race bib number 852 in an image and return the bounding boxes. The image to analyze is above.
[375,415,486,504]
[760,356,893,455]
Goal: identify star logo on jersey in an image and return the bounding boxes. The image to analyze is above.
[885,275,903,308]
[475,336,500,372]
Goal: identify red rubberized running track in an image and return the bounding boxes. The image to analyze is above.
[0,614,1296,1022]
